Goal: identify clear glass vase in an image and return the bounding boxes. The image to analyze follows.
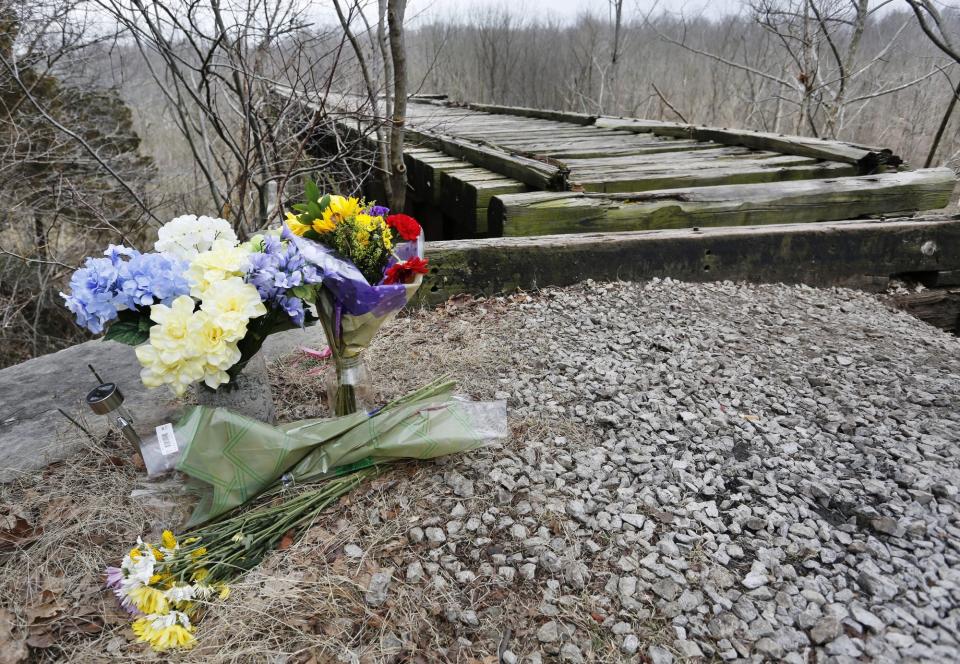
[326,354,370,416]
[194,351,276,424]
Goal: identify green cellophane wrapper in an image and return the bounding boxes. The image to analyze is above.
[174,380,506,526]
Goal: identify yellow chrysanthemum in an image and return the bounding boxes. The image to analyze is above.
[191,568,209,583]
[217,584,231,600]
[315,195,362,233]
[128,586,169,614]
[285,211,312,236]
[191,547,208,560]
[129,547,142,561]
[187,239,251,297]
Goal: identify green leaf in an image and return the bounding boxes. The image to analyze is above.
[317,194,331,213]
[292,203,310,213]
[104,320,150,345]
[104,309,152,345]
[291,284,317,303]
[305,179,320,204]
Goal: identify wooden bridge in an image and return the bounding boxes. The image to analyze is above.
[394,97,956,240]
[283,90,960,327]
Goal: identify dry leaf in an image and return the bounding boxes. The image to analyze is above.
[277,529,296,551]
[0,506,41,552]
[0,609,28,664]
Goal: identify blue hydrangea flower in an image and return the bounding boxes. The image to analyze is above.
[60,245,190,334]
[246,236,323,326]
[115,251,190,310]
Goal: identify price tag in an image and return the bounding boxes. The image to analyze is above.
[155,423,179,456]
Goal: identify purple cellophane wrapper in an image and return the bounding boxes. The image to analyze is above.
[286,226,421,317]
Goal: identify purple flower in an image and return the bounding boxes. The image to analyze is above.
[366,205,390,217]
[105,566,123,589]
[104,566,141,615]
[246,236,323,326]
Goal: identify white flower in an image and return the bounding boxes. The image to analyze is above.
[165,584,195,604]
[155,215,238,261]
[148,610,192,630]
[119,539,156,592]
[192,583,215,600]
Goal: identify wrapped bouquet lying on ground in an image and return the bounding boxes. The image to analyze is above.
[107,379,507,651]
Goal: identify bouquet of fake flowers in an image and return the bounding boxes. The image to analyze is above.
[61,215,324,396]
[284,182,429,414]
[62,190,427,405]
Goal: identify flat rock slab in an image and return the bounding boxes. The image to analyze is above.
[0,325,327,483]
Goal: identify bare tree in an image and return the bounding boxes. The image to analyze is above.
[91,0,380,235]
[904,0,960,166]
[0,0,154,365]
[332,0,409,212]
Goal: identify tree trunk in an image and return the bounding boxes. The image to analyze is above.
[925,78,960,168]
[387,0,408,212]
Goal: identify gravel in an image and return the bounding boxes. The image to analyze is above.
[398,279,960,662]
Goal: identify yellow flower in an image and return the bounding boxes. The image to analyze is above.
[135,342,205,397]
[191,547,208,560]
[191,568,209,583]
[187,239,251,298]
[145,296,196,365]
[161,530,177,550]
[199,277,266,342]
[285,211,312,236]
[128,586,170,614]
[217,584,230,600]
[315,195,362,233]
[129,547,142,561]
[133,613,196,652]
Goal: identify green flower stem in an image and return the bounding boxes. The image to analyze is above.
[169,469,379,584]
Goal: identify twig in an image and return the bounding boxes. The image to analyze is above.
[57,408,98,443]
[651,82,689,123]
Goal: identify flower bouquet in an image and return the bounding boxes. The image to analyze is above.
[61,215,323,397]
[107,379,507,651]
[284,182,429,415]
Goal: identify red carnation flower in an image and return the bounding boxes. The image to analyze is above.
[383,256,429,285]
[386,214,422,241]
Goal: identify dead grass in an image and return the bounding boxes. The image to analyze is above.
[0,295,551,662]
